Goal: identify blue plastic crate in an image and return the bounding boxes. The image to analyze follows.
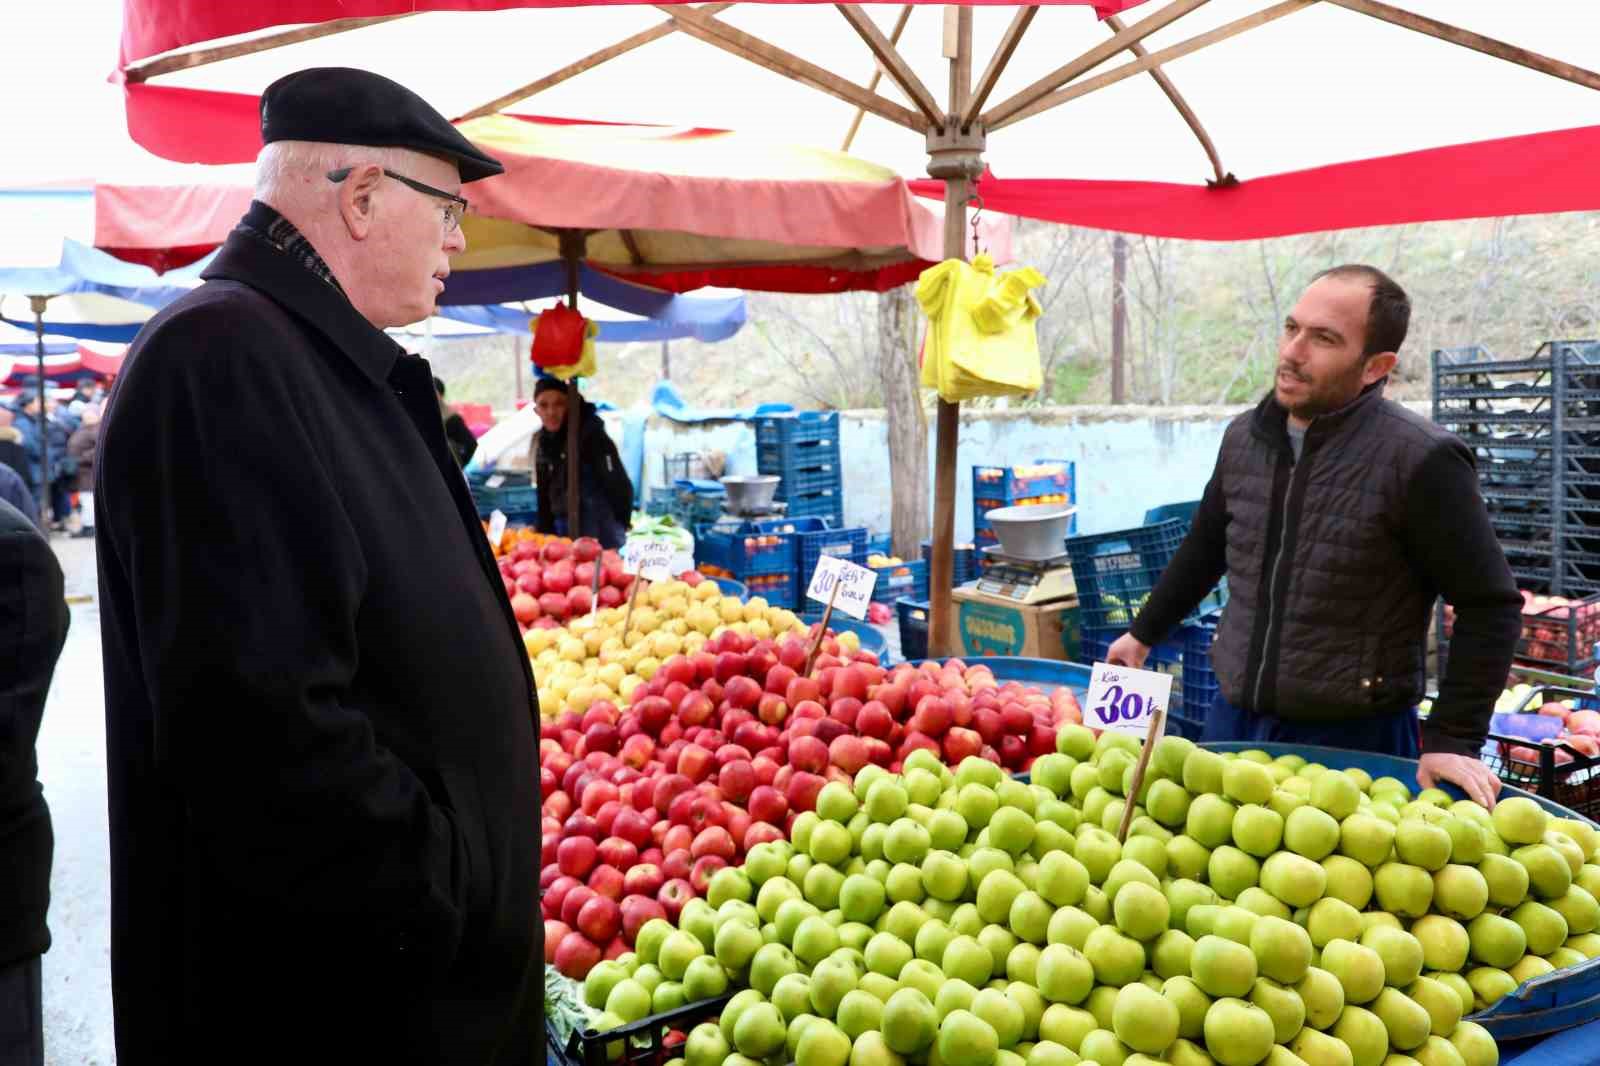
[1140,500,1228,616]
[757,439,841,472]
[784,492,844,523]
[1080,625,1188,722]
[896,598,929,662]
[754,411,840,449]
[776,465,842,497]
[868,533,892,556]
[1064,518,1187,634]
[740,571,797,609]
[871,559,928,603]
[694,522,798,578]
[972,459,1075,504]
[471,482,538,519]
[1179,612,1222,726]
[920,540,976,586]
[797,525,869,588]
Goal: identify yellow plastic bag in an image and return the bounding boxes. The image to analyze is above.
[916,253,1046,403]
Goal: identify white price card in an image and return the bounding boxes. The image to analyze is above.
[1085,661,1173,736]
[485,473,507,489]
[621,538,680,582]
[806,554,878,620]
[486,509,508,547]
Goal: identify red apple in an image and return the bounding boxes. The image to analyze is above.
[690,854,729,894]
[662,849,692,883]
[973,707,1005,746]
[714,652,749,684]
[576,893,621,943]
[620,894,668,943]
[581,779,619,816]
[857,701,894,739]
[588,864,625,902]
[596,837,638,871]
[790,735,829,774]
[757,693,789,727]
[633,696,673,734]
[865,737,894,767]
[748,785,788,825]
[787,677,824,708]
[560,885,597,927]
[623,863,665,899]
[554,931,602,980]
[786,770,826,813]
[752,756,780,788]
[657,878,694,923]
[545,920,572,963]
[543,874,582,920]
[612,808,654,850]
[557,836,598,878]
[619,734,655,770]
[829,697,863,728]
[744,822,784,850]
[813,719,849,747]
[765,663,798,698]
[909,696,953,737]
[724,676,763,712]
[651,773,693,815]
[691,825,737,862]
[510,594,540,624]
[677,744,714,783]
[662,824,693,857]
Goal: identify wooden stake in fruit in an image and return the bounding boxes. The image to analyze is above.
[621,575,646,639]
[803,578,842,676]
[1117,705,1167,843]
[589,549,604,618]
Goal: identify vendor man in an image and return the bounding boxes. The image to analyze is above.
[530,375,634,549]
[1108,264,1521,809]
[96,69,537,1064]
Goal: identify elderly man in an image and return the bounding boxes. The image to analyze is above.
[96,69,537,1065]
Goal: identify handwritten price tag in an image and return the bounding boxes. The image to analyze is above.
[806,555,878,620]
[485,474,506,489]
[487,509,508,547]
[621,538,681,582]
[1086,661,1173,736]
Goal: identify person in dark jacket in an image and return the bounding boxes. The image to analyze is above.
[531,375,633,548]
[0,466,38,529]
[434,376,478,468]
[1108,265,1519,809]
[95,68,536,1066]
[0,411,29,508]
[0,495,70,1066]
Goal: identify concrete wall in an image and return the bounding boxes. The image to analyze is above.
[632,400,1435,539]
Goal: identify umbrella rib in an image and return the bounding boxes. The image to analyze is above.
[653,4,927,132]
[962,5,1041,131]
[982,0,1212,131]
[989,0,1316,132]
[843,5,914,151]
[619,230,647,267]
[1327,0,1600,92]
[835,5,945,127]
[123,15,415,83]
[1103,13,1227,184]
[456,3,738,121]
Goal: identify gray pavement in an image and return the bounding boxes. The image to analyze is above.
[36,535,115,1065]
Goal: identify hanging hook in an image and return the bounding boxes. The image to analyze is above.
[966,192,986,258]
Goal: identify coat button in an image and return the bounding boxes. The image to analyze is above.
[1361,678,1372,688]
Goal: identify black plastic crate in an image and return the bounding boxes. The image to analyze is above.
[548,992,734,1066]
[1480,683,1600,823]
[897,597,929,661]
[921,539,976,586]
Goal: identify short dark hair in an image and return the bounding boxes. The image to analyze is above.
[1312,264,1410,358]
[433,375,446,398]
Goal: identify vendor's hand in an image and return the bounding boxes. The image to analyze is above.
[1106,632,1151,669]
[1418,752,1502,810]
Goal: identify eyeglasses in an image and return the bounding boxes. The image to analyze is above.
[327,166,469,232]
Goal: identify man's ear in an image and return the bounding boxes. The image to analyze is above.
[1362,350,1399,386]
[335,163,385,241]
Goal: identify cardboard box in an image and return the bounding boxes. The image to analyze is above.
[953,587,1080,660]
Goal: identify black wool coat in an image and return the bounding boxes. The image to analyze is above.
[0,496,67,968]
[96,214,539,1066]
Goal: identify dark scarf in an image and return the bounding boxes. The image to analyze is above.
[239,201,346,296]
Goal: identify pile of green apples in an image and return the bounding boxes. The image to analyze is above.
[575,729,1600,1066]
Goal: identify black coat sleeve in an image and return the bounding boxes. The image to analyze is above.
[592,424,635,527]
[1130,470,1229,646]
[98,311,473,975]
[443,414,477,468]
[1400,440,1523,757]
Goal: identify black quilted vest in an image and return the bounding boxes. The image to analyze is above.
[1210,385,1459,720]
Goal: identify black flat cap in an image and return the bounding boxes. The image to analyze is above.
[260,67,504,183]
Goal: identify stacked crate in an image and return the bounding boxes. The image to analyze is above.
[1433,340,1600,675]
[693,518,802,609]
[754,412,844,526]
[971,460,1077,560]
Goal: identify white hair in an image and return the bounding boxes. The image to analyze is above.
[254,140,415,204]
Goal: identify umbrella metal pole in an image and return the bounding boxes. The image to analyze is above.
[562,231,585,537]
[29,296,51,527]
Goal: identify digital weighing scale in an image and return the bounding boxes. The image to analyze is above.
[973,546,1077,605]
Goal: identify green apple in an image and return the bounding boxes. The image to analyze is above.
[1166,879,1219,932]
[885,864,926,907]
[935,979,979,1023]
[862,930,910,978]
[1037,852,1091,908]
[1547,945,1587,969]
[1084,984,1120,1031]
[1373,863,1434,919]
[1338,814,1397,869]
[915,920,956,965]
[958,784,1000,831]
[1151,929,1197,980]
[1284,807,1341,862]
[1550,885,1600,935]
[1084,885,1112,926]
[1167,835,1213,882]
[1183,749,1228,795]
[819,781,862,823]
[685,1022,731,1066]
[798,1019,854,1066]
[972,846,1017,886]
[941,934,993,986]
[747,843,791,886]
[1251,915,1313,984]
[1515,843,1574,899]
[974,987,1027,1049]
[1466,966,1516,1012]
[1423,864,1486,921]
[1148,779,1193,829]
[906,768,944,808]
[1013,890,1056,945]
[1026,1042,1081,1066]
[658,929,705,982]
[1310,773,1361,822]
[951,902,986,938]
[1306,898,1363,948]
[1224,760,1276,807]
[1008,941,1043,987]
[1099,749,1136,795]
[720,988,767,1048]
[1477,852,1530,909]
[1154,735,1197,779]
[1231,805,1285,858]
[1509,954,1555,984]
[1190,935,1258,999]
[1080,1028,1133,1066]
[1084,925,1147,988]
[939,1009,1001,1066]
[916,850,966,904]
[807,955,857,1017]
[772,972,815,1021]
[1394,821,1452,872]
[1289,1027,1354,1066]
[810,820,853,866]
[1331,1005,1388,1066]
[794,915,841,965]
[900,959,947,1004]
[838,872,888,924]
[1398,976,1459,1039]
[1270,787,1311,822]
[1186,903,1223,939]
[1552,818,1600,862]
[806,864,847,910]
[1249,976,1305,1045]
[1318,856,1373,911]
[584,960,631,1009]
[1441,815,1487,866]
[1036,942,1095,1005]
[1447,1021,1497,1066]
[1122,835,1170,879]
[1295,965,1346,1030]
[747,942,799,996]
[1047,906,1099,951]
[1039,1004,1098,1051]
[928,810,969,853]
[956,755,1004,789]
[1259,851,1328,909]
[1112,981,1179,1055]
[1509,900,1569,955]
[1544,827,1587,876]
[1213,906,1260,947]
[714,918,764,973]
[1033,823,1077,862]
[884,900,928,944]
[1209,846,1262,901]
[1160,975,1213,1042]
[1104,859,1162,903]
[1492,796,1549,845]
[884,819,933,866]
[981,924,1020,974]
[1360,925,1422,987]
[1319,939,1383,1004]
[1466,913,1527,969]
[1409,915,1469,973]
[1187,795,1239,850]
[732,1002,786,1058]
[998,778,1038,815]
[1203,998,1276,1066]
[859,972,900,1006]
[978,869,1028,925]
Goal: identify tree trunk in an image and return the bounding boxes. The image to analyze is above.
[877,285,929,559]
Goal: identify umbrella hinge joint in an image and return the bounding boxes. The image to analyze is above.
[925,124,987,180]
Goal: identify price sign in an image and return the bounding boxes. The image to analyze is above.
[806,555,878,620]
[1086,661,1173,736]
[485,474,507,489]
[487,509,508,547]
[622,538,680,582]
